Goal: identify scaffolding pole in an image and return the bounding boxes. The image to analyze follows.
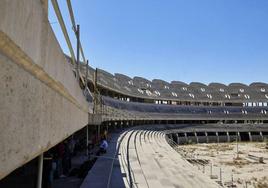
[76,24,80,81]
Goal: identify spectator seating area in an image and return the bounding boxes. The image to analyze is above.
[102,96,268,119]
[82,127,219,188]
[73,58,268,104]
[81,127,219,188]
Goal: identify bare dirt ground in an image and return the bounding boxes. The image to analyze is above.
[177,142,268,188]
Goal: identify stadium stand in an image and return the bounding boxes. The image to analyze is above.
[78,63,268,109]
[2,1,268,187]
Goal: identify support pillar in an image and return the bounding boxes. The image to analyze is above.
[248,132,252,142]
[184,132,188,144]
[205,132,209,143]
[195,132,199,144]
[216,132,219,143]
[36,153,44,188]
[237,132,241,142]
[260,132,264,141]
[86,124,89,156]
[227,132,230,142]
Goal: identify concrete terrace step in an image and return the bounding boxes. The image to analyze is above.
[120,128,219,188]
[80,128,219,188]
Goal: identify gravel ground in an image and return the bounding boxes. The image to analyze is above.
[177,142,268,188]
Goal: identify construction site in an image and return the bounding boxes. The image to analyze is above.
[1,0,268,188]
[178,141,268,188]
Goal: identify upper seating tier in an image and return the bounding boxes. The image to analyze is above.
[73,58,268,103]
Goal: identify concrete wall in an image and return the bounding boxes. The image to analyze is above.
[218,135,228,142]
[197,136,207,143]
[0,0,89,179]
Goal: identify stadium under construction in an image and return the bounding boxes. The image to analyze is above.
[0,0,268,188]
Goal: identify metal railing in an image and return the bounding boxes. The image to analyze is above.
[50,0,88,86]
[66,0,87,65]
[165,135,187,157]
[51,0,76,65]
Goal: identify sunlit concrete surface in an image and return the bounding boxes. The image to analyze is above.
[82,127,218,188]
[0,0,89,179]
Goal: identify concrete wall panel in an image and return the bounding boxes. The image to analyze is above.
[218,136,228,142]
[0,0,87,110]
[0,0,90,179]
[198,136,207,143]
[0,54,88,179]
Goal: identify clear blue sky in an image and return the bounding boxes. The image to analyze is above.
[48,0,268,85]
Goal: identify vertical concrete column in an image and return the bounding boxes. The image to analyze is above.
[237,132,241,142]
[177,133,180,145]
[227,132,230,142]
[260,132,264,141]
[248,132,252,142]
[184,132,188,144]
[37,153,44,188]
[86,125,89,156]
[216,132,219,143]
[195,132,199,144]
[205,132,209,143]
[174,134,179,144]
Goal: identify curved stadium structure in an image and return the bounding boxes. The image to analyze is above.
[75,62,268,188]
[76,62,268,187]
[1,1,268,188]
[75,58,268,122]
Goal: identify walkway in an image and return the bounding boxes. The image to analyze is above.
[80,132,125,188]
